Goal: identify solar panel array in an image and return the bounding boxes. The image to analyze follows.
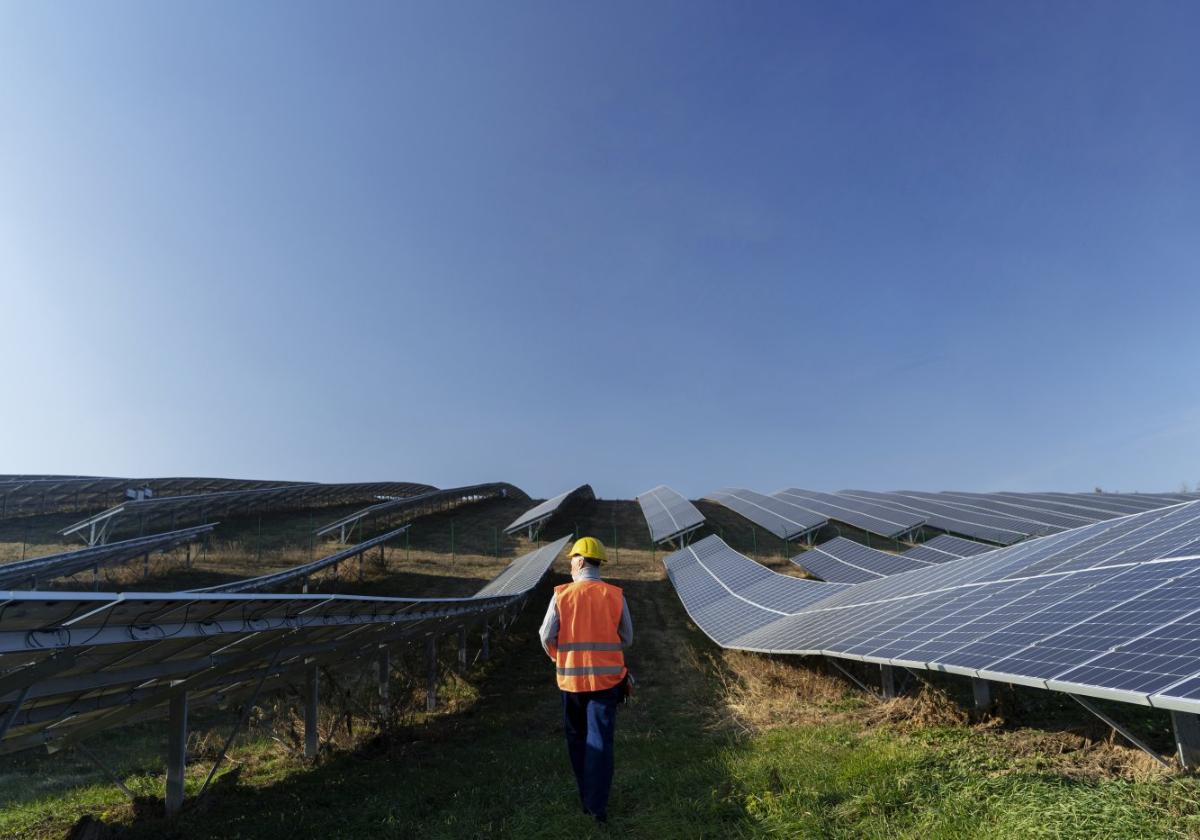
[0,476,323,517]
[315,483,524,542]
[704,489,827,541]
[889,490,1102,531]
[636,485,706,544]
[903,534,994,564]
[194,524,412,594]
[504,484,595,537]
[840,491,1046,544]
[662,535,851,646]
[60,481,447,545]
[664,501,1200,715]
[793,537,929,584]
[0,535,570,755]
[773,489,925,539]
[0,525,216,590]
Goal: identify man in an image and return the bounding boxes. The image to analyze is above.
[539,536,633,825]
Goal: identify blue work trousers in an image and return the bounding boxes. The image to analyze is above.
[561,685,619,819]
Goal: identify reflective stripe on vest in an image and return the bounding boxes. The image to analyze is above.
[554,580,626,692]
[556,665,626,677]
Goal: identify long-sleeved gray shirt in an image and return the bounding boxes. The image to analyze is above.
[539,564,633,658]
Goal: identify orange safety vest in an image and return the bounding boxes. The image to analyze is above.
[551,580,627,692]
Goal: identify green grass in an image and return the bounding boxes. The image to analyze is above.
[3,500,1200,838]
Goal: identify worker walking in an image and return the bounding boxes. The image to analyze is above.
[539,536,633,825]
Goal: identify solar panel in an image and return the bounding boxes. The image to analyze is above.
[940,492,1110,525]
[661,502,1200,716]
[772,489,925,539]
[194,524,411,594]
[897,491,1098,530]
[662,535,851,647]
[59,481,447,545]
[839,490,1044,545]
[0,476,326,518]
[503,485,594,537]
[315,483,526,543]
[1029,492,1183,515]
[636,485,705,545]
[902,534,995,564]
[0,535,571,755]
[0,525,216,590]
[704,489,827,542]
[793,537,929,584]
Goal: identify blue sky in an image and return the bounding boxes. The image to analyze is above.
[1,1,1198,499]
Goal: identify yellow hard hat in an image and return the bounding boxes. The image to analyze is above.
[567,536,607,562]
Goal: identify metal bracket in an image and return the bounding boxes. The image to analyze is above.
[825,657,876,696]
[1067,693,1170,768]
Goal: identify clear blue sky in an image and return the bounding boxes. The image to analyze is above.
[2,1,1198,499]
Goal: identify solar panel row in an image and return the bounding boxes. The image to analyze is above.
[704,488,826,542]
[0,476,323,517]
[194,524,412,594]
[902,533,995,564]
[504,484,595,537]
[313,483,527,542]
[636,485,705,544]
[0,535,570,755]
[793,537,929,584]
[0,525,217,590]
[773,489,925,539]
[59,481,453,545]
[664,502,1200,717]
[840,491,1047,544]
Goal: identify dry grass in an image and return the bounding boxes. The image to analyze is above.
[708,647,1180,784]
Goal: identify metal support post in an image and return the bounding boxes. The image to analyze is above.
[143,552,150,580]
[971,678,993,711]
[481,621,490,661]
[426,636,438,712]
[880,664,897,699]
[378,648,390,717]
[0,686,31,742]
[304,664,319,760]
[166,690,188,817]
[458,626,468,671]
[1172,711,1200,769]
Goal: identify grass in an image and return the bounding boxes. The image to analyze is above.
[2,499,1200,838]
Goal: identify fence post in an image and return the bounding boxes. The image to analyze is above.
[305,664,319,759]
[426,636,438,712]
